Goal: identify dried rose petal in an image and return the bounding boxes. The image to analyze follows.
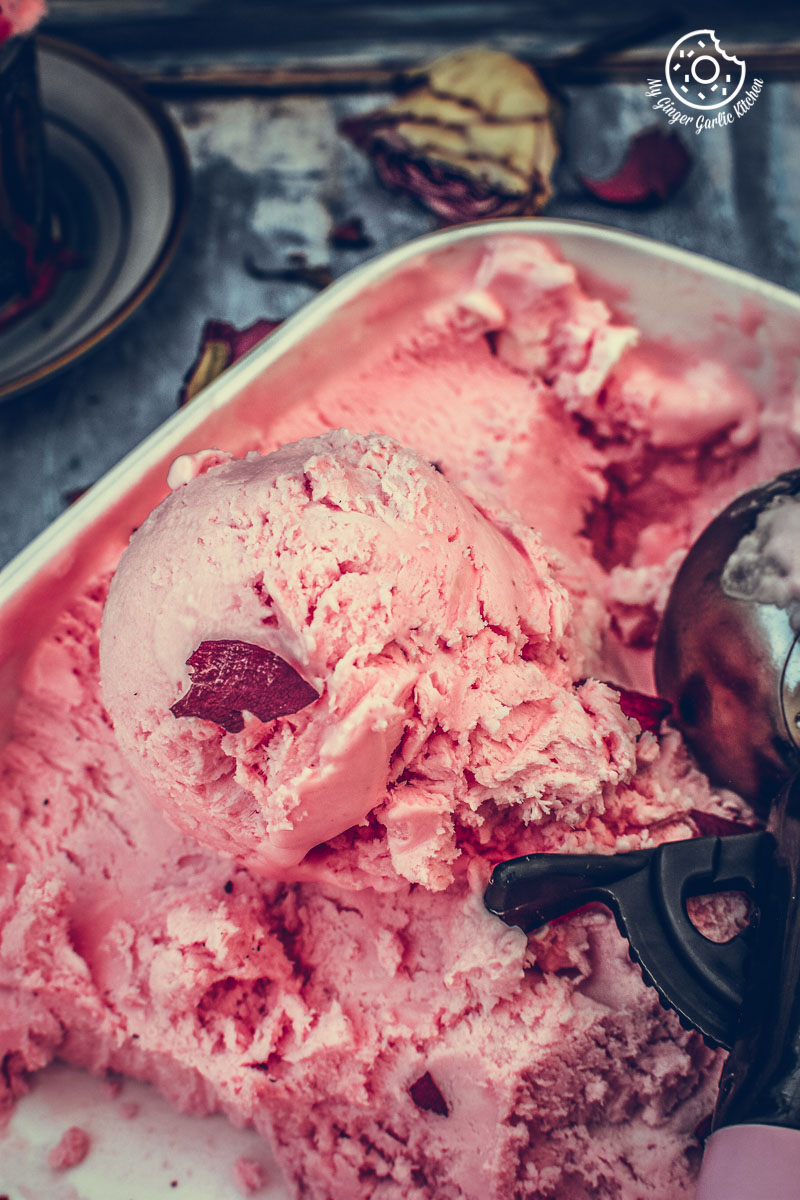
[341,48,559,223]
[171,640,318,733]
[409,1071,449,1116]
[581,128,691,206]
[243,253,333,290]
[329,216,372,249]
[178,318,281,408]
[688,809,759,839]
[617,688,671,733]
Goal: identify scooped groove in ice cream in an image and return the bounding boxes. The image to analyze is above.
[101,430,621,888]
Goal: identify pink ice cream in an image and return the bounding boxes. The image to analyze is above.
[100,430,617,888]
[0,237,793,1199]
[722,491,800,625]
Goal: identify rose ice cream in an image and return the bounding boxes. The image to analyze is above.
[1,236,795,1198]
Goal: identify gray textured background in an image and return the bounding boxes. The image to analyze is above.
[2,7,799,567]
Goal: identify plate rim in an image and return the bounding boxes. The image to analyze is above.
[0,34,191,402]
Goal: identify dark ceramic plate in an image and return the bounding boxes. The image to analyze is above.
[0,36,190,400]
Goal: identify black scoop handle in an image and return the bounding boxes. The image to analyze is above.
[485,831,772,1050]
[714,775,800,1129]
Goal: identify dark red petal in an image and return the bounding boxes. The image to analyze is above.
[372,145,523,224]
[688,810,759,838]
[178,318,282,408]
[329,217,372,249]
[617,688,671,733]
[581,128,691,206]
[339,113,379,152]
[340,117,526,224]
[171,640,318,733]
[409,1071,449,1116]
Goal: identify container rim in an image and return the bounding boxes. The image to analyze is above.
[2,215,800,610]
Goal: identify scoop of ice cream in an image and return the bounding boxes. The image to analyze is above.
[101,430,619,885]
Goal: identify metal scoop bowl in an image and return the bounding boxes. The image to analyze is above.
[655,468,800,811]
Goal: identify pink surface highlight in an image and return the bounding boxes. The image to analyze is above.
[233,1155,270,1195]
[695,1125,800,1200]
[1,237,797,1197]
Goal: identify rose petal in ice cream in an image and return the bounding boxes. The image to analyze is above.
[616,688,671,733]
[171,639,319,733]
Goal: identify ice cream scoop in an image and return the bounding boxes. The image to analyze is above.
[655,468,800,811]
[488,470,800,1198]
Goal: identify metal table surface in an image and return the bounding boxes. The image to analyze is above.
[3,8,800,569]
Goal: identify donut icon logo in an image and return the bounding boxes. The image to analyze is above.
[666,30,746,111]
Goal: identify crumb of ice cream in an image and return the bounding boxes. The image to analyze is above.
[47,1125,90,1171]
[233,1155,270,1195]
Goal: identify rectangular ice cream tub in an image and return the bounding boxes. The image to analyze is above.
[4,217,800,1200]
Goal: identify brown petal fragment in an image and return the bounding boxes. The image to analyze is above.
[581,128,691,206]
[171,640,319,733]
[178,318,282,408]
[409,1071,449,1116]
[341,48,559,223]
[617,688,671,733]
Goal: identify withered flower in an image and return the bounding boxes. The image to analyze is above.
[341,48,559,223]
[178,317,281,407]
